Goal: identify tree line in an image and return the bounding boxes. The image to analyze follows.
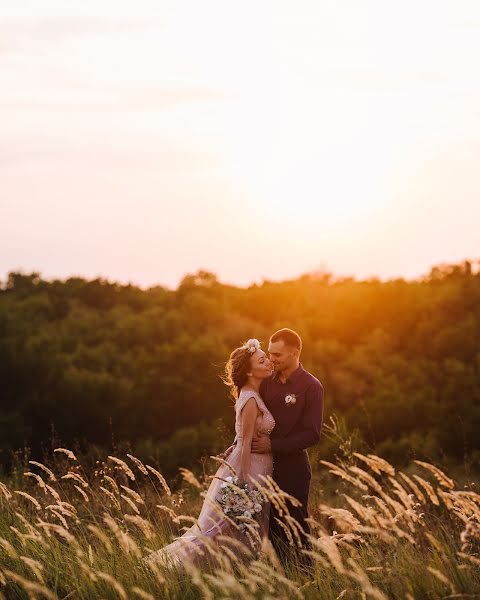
[1,261,479,476]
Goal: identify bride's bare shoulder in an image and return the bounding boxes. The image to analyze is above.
[238,388,262,400]
[236,389,264,412]
[237,389,260,404]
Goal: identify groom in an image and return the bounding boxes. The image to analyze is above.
[251,328,324,561]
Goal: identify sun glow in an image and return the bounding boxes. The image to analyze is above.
[1,0,480,287]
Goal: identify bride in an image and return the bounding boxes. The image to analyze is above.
[145,338,275,568]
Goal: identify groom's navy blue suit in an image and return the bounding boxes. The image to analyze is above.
[260,363,324,554]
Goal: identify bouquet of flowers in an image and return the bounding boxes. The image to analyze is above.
[217,476,265,532]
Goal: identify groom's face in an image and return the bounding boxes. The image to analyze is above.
[268,340,297,372]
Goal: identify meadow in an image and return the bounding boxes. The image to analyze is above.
[0,420,479,599]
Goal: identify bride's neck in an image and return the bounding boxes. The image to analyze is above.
[242,378,261,394]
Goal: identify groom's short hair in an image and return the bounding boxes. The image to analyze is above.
[270,328,302,352]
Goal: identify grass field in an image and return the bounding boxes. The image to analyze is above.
[0,442,479,599]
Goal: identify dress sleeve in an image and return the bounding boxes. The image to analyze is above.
[235,392,255,416]
[236,391,263,417]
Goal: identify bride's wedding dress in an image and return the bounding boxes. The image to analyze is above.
[146,389,275,568]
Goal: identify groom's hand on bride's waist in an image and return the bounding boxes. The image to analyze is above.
[251,435,271,454]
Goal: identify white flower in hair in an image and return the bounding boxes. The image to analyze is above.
[243,338,261,353]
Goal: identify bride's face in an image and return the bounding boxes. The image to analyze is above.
[249,350,273,380]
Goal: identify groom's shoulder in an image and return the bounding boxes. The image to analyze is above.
[302,368,323,391]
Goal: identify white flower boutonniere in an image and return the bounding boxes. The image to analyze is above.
[285,393,297,406]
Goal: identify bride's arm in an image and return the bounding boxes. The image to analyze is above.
[237,397,258,482]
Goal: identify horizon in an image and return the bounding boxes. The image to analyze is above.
[2,256,478,291]
[2,1,480,289]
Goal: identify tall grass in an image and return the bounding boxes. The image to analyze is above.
[0,445,479,599]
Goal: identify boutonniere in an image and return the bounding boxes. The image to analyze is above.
[285,393,297,406]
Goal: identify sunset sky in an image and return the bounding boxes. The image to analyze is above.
[2,0,479,288]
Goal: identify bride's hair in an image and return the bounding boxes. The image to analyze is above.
[222,345,253,400]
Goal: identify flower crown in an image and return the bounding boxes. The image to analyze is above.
[242,338,261,353]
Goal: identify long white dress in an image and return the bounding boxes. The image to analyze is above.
[146,389,275,568]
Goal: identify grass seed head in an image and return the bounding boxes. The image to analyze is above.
[54,448,77,461]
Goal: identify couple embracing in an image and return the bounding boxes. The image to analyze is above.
[146,328,324,569]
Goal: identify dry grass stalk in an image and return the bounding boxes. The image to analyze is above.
[44,484,61,504]
[348,466,384,495]
[61,472,88,488]
[398,471,426,504]
[103,475,120,495]
[0,536,18,558]
[387,477,416,511]
[46,507,70,530]
[108,456,135,481]
[24,472,48,493]
[13,490,42,511]
[3,569,57,600]
[414,460,455,489]
[121,494,140,514]
[124,514,154,539]
[28,460,57,481]
[36,519,75,542]
[179,468,203,489]
[353,453,395,477]
[311,535,345,574]
[412,475,440,506]
[0,482,12,500]
[156,504,177,520]
[320,460,368,491]
[319,505,361,533]
[146,465,171,496]
[343,494,378,526]
[99,486,121,510]
[14,512,44,541]
[126,454,149,475]
[54,448,77,461]
[103,513,141,557]
[19,555,45,583]
[28,461,56,482]
[346,557,389,600]
[95,570,128,600]
[425,532,449,562]
[131,586,156,600]
[73,485,89,502]
[46,501,77,519]
[87,524,113,554]
[120,485,144,505]
[427,566,456,593]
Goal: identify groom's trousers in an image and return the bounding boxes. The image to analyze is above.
[269,449,312,560]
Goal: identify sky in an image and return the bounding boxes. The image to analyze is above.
[1,0,479,288]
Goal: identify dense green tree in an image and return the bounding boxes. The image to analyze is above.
[1,260,479,471]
